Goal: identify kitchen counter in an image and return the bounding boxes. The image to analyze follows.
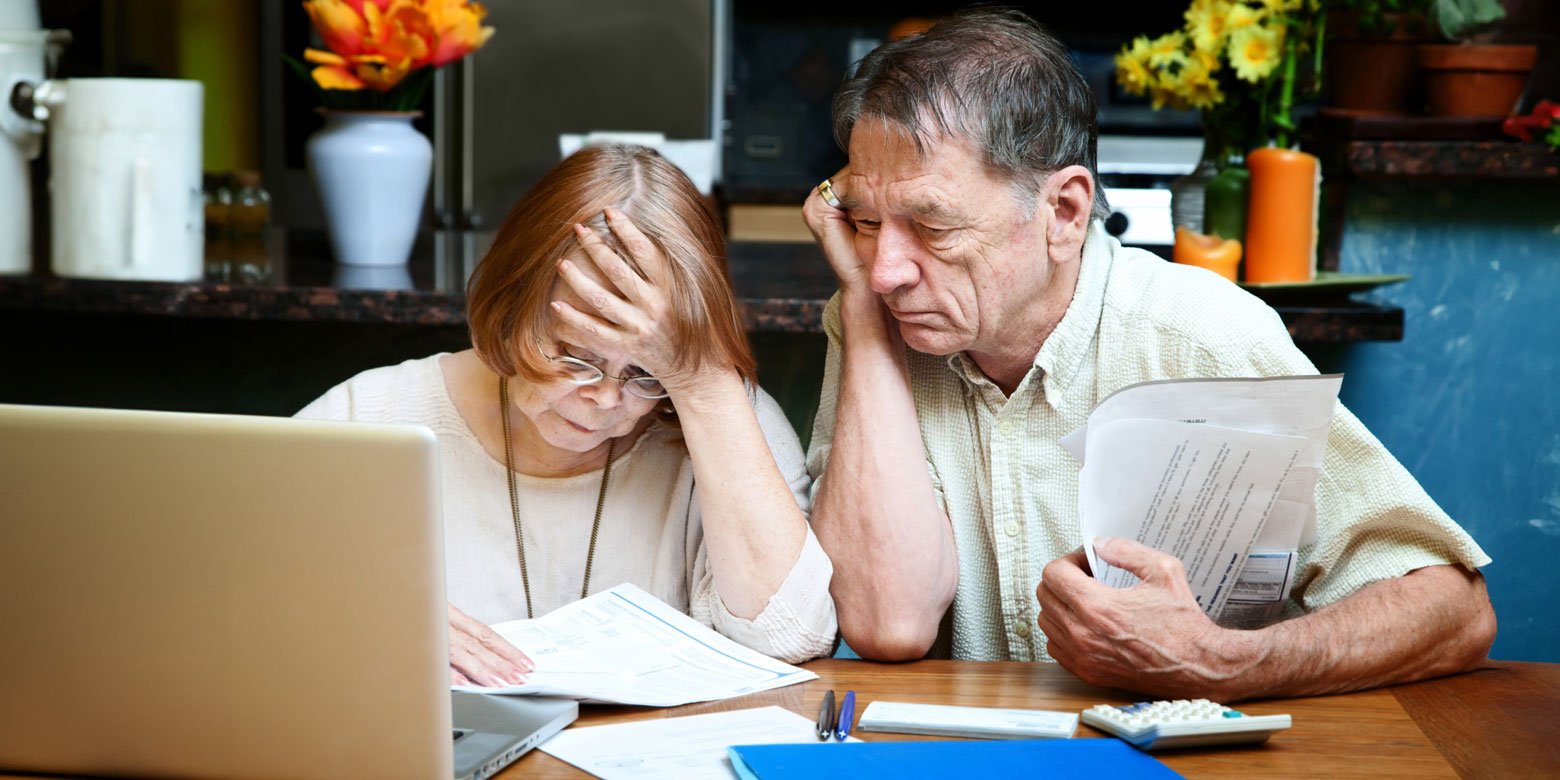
[0,229,1402,342]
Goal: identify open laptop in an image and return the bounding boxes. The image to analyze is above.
[0,403,576,780]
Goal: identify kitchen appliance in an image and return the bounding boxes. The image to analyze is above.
[0,0,62,275]
[1096,135,1204,256]
[0,31,45,275]
[23,78,205,281]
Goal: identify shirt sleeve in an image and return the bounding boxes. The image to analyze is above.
[805,294,845,507]
[1217,330,1491,614]
[689,384,839,663]
[805,293,947,507]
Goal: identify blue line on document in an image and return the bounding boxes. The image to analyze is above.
[608,591,802,679]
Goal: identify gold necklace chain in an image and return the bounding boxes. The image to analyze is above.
[499,376,614,620]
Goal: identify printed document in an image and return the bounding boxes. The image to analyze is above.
[451,583,816,706]
[1061,375,1341,625]
[540,706,853,780]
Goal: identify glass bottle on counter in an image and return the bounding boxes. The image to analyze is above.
[202,173,232,281]
[229,170,273,283]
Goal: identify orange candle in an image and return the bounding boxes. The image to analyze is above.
[1243,147,1319,283]
[1173,227,1242,282]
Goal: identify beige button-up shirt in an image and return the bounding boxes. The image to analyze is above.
[807,223,1490,661]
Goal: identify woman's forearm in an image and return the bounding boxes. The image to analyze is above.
[667,367,809,618]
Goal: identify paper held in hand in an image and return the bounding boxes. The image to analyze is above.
[1060,375,1342,627]
[451,583,816,706]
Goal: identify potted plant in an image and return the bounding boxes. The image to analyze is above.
[1417,0,1538,116]
[1322,0,1433,115]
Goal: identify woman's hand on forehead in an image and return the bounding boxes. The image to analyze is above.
[548,209,688,389]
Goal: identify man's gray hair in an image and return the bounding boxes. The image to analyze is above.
[832,8,1110,222]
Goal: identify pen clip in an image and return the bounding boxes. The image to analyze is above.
[816,689,836,740]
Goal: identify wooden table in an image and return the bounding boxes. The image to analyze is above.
[510,659,1560,778]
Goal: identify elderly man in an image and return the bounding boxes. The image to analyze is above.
[802,8,1494,701]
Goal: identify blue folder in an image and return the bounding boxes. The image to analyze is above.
[729,737,1182,779]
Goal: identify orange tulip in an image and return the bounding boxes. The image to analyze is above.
[300,0,494,93]
[306,47,415,92]
[304,48,364,90]
[365,0,432,70]
[423,0,495,67]
[1173,226,1242,282]
[303,0,369,57]
[340,0,393,13]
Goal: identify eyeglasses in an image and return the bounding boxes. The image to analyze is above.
[543,346,669,400]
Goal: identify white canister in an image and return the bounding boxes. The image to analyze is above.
[41,78,204,282]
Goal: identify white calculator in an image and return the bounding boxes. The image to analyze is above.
[1081,699,1291,750]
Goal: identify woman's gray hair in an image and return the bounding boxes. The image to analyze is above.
[833,8,1110,222]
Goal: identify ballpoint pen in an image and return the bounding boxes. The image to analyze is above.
[816,689,836,741]
[834,690,856,741]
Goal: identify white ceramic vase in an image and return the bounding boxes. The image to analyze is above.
[306,111,431,267]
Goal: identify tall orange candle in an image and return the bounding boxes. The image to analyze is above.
[1243,147,1319,283]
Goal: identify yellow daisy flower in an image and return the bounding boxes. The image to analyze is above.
[1149,84,1190,112]
[1176,56,1225,110]
[1147,31,1188,69]
[1192,48,1221,74]
[1114,39,1156,96]
[1257,0,1302,13]
[1229,21,1284,82]
[1186,0,1233,54]
[1228,3,1263,33]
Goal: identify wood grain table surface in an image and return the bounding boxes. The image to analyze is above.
[509,658,1560,779]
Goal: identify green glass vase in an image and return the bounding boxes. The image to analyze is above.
[1204,165,1249,244]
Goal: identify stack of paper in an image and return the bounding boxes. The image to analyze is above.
[452,583,816,706]
[1061,375,1341,626]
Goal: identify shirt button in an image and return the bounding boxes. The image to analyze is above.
[998,420,1016,436]
[1005,522,1020,538]
[1015,622,1032,638]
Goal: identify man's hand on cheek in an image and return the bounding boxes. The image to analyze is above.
[1035,537,1256,701]
[802,166,872,295]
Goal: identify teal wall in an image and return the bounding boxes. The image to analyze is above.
[1329,179,1560,663]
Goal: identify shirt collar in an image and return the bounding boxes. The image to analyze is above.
[1032,220,1113,397]
[940,221,1114,401]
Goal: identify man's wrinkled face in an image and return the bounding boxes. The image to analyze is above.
[842,122,1055,356]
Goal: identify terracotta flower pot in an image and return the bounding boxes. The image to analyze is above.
[1325,12,1431,116]
[1417,44,1539,117]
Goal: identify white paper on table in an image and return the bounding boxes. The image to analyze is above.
[1080,418,1306,617]
[451,583,816,706]
[539,706,855,780]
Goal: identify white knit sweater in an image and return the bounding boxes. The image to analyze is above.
[297,354,837,663]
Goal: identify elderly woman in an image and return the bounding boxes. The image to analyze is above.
[297,145,836,681]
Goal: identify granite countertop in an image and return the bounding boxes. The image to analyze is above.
[0,229,1402,342]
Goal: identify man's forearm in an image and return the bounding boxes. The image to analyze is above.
[1216,565,1496,700]
[812,292,958,660]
